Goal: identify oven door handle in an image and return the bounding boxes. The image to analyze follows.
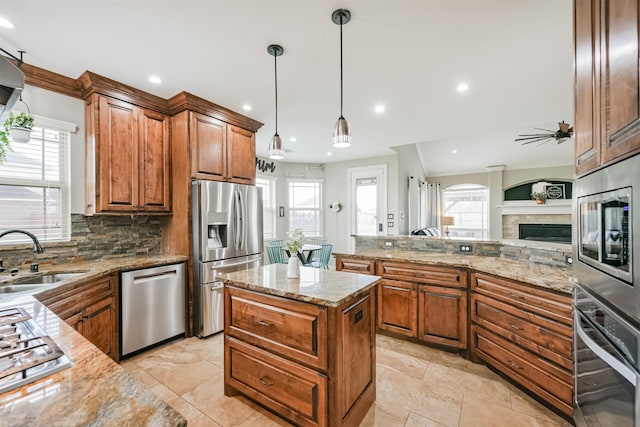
[575,312,637,386]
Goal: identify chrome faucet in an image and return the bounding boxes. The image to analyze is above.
[0,229,45,273]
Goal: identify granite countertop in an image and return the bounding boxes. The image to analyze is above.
[0,254,189,426]
[0,295,186,426]
[335,249,574,295]
[221,263,381,307]
[0,254,188,297]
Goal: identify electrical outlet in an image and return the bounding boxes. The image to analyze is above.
[565,255,573,265]
[459,244,472,253]
[384,241,393,247]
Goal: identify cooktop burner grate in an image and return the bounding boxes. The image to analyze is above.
[0,306,72,394]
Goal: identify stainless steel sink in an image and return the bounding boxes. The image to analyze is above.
[0,284,47,294]
[11,273,84,285]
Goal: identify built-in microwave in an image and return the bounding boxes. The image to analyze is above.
[574,154,639,326]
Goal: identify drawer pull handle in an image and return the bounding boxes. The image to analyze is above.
[508,323,523,330]
[258,320,273,327]
[259,376,275,386]
[507,360,524,370]
[456,275,460,282]
[509,293,525,300]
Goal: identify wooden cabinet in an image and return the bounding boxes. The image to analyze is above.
[377,279,418,337]
[37,274,119,361]
[189,112,256,184]
[470,272,572,417]
[419,285,467,349]
[86,94,170,213]
[224,286,376,427]
[574,0,640,176]
[376,261,468,349]
[334,255,375,275]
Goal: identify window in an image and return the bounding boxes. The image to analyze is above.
[0,121,71,245]
[255,175,276,239]
[288,179,322,236]
[442,184,488,239]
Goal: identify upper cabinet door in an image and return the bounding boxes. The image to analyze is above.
[190,112,226,180]
[97,96,139,212]
[226,124,256,185]
[575,0,601,176]
[139,109,171,212]
[600,0,640,164]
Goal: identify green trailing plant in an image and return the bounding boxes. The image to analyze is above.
[286,228,305,254]
[329,201,342,210]
[0,112,35,163]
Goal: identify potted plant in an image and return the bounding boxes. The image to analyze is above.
[531,191,548,204]
[1,112,35,145]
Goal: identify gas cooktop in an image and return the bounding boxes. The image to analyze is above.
[0,307,72,394]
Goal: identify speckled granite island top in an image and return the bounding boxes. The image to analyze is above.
[221,264,381,307]
[335,249,574,294]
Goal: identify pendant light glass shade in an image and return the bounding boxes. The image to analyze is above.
[332,9,352,148]
[268,133,285,159]
[267,44,285,160]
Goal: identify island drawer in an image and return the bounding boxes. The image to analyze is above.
[226,337,327,427]
[38,274,115,321]
[225,287,328,370]
[376,261,467,288]
[335,255,375,275]
[472,325,572,416]
[471,293,572,368]
[471,272,572,326]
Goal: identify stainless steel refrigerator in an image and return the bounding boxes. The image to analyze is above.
[192,180,263,337]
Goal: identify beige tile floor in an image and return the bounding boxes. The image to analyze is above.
[120,333,572,427]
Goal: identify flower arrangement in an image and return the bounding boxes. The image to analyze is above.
[286,228,305,254]
[531,191,548,203]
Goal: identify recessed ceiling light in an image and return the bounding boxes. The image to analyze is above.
[327,151,333,156]
[290,137,297,142]
[374,104,385,114]
[0,17,15,29]
[242,104,252,111]
[148,75,162,84]
[456,83,469,92]
[452,149,458,154]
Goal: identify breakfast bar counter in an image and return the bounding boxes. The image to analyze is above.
[221,264,380,427]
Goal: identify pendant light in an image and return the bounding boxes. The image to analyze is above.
[332,9,351,148]
[267,44,285,160]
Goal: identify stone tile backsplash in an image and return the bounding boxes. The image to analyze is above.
[355,235,572,268]
[0,214,163,270]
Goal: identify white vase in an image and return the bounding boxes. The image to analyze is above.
[287,256,300,278]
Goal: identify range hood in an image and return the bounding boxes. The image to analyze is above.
[0,55,25,124]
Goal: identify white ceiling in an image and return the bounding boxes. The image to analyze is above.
[0,0,574,176]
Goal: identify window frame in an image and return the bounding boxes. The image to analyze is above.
[287,178,323,236]
[0,115,73,245]
[255,174,277,240]
[442,184,489,239]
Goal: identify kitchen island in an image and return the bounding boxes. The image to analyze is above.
[221,264,380,427]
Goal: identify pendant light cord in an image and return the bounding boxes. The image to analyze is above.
[274,52,278,135]
[339,15,344,117]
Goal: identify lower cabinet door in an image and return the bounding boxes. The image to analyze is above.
[226,337,327,427]
[419,285,468,349]
[377,279,418,337]
[82,297,115,359]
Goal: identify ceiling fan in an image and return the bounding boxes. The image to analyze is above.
[516,121,574,145]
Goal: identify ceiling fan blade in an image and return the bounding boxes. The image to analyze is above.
[515,135,551,141]
[520,137,552,145]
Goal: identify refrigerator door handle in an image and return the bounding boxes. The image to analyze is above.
[234,190,242,251]
[239,190,246,250]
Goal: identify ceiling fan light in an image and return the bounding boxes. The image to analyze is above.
[332,116,351,148]
[268,133,285,159]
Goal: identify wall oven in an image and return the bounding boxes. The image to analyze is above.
[574,153,639,325]
[574,284,639,426]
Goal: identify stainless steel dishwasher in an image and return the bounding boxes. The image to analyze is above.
[120,262,185,357]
